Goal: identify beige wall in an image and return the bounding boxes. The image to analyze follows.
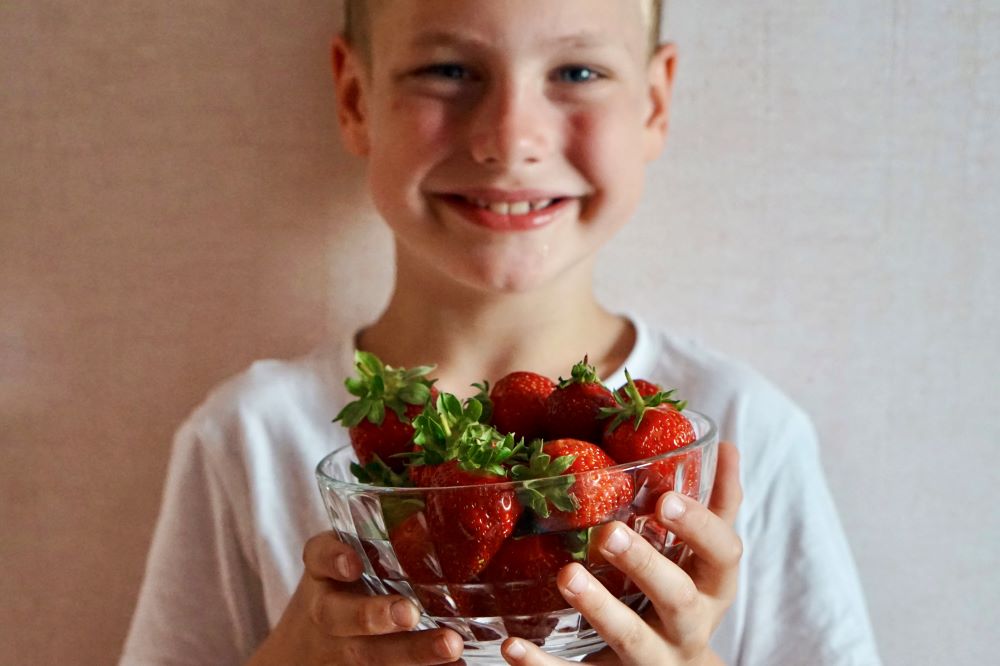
[1,2,997,665]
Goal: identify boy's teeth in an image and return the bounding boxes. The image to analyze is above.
[466,197,557,214]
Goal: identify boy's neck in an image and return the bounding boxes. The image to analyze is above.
[355,252,635,396]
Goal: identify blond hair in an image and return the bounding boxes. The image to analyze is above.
[344,0,664,63]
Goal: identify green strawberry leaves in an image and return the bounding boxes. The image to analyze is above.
[600,369,687,434]
[564,528,591,562]
[379,496,426,530]
[410,391,523,476]
[556,356,604,389]
[470,381,493,423]
[350,454,411,487]
[334,351,436,427]
[510,439,576,480]
[516,476,580,519]
[510,440,580,519]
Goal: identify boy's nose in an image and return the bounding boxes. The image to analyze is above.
[467,81,554,168]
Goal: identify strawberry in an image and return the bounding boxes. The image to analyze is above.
[615,377,662,401]
[601,371,699,510]
[488,371,556,442]
[514,439,635,531]
[334,351,436,472]
[385,511,478,618]
[418,461,522,582]
[544,358,616,443]
[409,392,525,582]
[481,533,577,612]
[481,532,581,640]
[383,511,492,618]
[602,371,694,461]
[386,512,442,584]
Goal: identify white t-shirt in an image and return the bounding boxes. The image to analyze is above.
[120,317,882,665]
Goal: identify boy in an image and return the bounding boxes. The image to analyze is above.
[121,1,881,664]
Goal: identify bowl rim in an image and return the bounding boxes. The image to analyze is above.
[316,409,718,493]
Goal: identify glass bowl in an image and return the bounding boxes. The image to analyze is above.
[316,410,718,662]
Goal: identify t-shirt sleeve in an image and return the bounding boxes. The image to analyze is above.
[734,410,882,666]
[119,418,270,666]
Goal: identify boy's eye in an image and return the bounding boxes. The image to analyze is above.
[554,66,604,84]
[415,63,473,80]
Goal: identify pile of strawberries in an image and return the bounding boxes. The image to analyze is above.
[334,352,700,622]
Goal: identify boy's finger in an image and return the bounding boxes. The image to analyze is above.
[310,583,420,637]
[656,491,743,599]
[554,562,661,660]
[590,521,706,644]
[501,636,568,665]
[707,441,742,526]
[302,531,362,582]
[333,629,465,665]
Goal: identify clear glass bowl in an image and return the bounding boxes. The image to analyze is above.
[316,410,718,662]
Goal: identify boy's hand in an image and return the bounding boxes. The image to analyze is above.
[246,532,463,666]
[501,442,743,666]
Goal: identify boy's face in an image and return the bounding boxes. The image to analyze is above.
[334,0,675,293]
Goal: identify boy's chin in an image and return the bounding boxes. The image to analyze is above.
[397,236,591,296]
[454,254,587,296]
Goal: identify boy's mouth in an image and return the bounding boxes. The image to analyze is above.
[435,192,575,232]
[457,195,563,215]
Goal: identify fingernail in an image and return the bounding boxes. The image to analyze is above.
[661,493,686,521]
[506,638,527,659]
[565,565,589,595]
[390,599,413,627]
[334,554,353,578]
[603,525,630,555]
[434,633,457,659]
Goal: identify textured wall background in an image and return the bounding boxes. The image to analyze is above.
[1,1,997,665]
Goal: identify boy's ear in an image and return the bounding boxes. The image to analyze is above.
[642,43,678,162]
[331,35,371,157]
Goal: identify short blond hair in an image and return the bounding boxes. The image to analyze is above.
[344,0,664,63]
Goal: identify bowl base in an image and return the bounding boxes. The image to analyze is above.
[411,595,648,662]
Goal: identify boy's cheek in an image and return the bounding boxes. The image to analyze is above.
[377,103,459,153]
[642,129,669,162]
[568,111,645,167]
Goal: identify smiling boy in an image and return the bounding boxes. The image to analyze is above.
[120,1,881,664]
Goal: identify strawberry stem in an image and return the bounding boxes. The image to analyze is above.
[409,391,522,477]
[350,454,411,487]
[556,356,604,390]
[510,440,580,519]
[334,351,436,427]
[600,369,687,434]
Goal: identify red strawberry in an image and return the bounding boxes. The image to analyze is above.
[346,402,425,471]
[408,392,526,582]
[481,533,579,640]
[489,371,556,441]
[481,533,576,609]
[387,512,442,583]
[616,378,662,401]
[419,461,523,582]
[643,448,702,503]
[603,407,695,462]
[545,358,615,443]
[514,439,635,531]
[385,512,489,617]
[601,371,699,511]
[334,351,436,471]
[406,461,435,487]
